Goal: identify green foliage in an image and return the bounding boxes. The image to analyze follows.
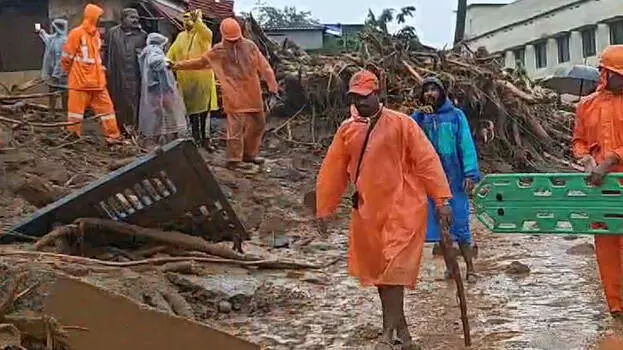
[365,6,416,33]
[255,5,320,29]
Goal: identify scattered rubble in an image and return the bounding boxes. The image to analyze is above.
[566,242,595,256]
[505,261,531,275]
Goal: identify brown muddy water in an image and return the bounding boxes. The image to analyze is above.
[224,218,614,350]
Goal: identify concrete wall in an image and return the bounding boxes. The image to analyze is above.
[466,0,584,39]
[465,5,506,38]
[464,0,623,79]
[266,30,324,50]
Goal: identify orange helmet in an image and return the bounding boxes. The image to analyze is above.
[220,18,242,41]
[600,45,623,76]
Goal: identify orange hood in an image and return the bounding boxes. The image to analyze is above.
[598,45,623,91]
[82,4,104,34]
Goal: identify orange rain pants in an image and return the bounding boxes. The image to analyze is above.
[61,4,121,140]
[175,37,278,159]
[573,45,623,313]
[67,89,120,139]
[316,107,452,288]
[226,112,265,162]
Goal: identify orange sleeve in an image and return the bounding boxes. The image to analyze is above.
[572,101,590,158]
[254,44,278,94]
[316,126,350,218]
[406,120,452,207]
[176,50,212,70]
[61,30,79,73]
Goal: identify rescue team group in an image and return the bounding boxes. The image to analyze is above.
[38,3,623,348]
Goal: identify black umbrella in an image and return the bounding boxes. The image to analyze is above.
[541,65,599,96]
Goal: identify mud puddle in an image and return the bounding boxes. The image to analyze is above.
[225,219,607,349]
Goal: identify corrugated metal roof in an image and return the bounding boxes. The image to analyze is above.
[187,0,234,20]
[264,25,324,31]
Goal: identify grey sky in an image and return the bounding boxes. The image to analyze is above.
[235,0,512,48]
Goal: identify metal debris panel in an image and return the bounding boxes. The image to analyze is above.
[9,139,248,245]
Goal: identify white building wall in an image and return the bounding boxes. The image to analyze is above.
[266,30,324,50]
[464,0,623,79]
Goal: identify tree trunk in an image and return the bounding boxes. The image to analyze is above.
[454,0,468,45]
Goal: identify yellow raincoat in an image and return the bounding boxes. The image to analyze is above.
[167,19,218,115]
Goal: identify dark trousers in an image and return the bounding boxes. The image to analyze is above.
[189,112,208,143]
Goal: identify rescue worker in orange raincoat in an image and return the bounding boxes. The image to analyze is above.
[316,70,452,348]
[573,45,623,319]
[172,18,278,171]
[61,4,121,143]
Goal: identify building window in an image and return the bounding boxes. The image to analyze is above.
[582,28,597,57]
[535,42,547,69]
[557,35,570,63]
[513,48,525,67]
[611,20,623,45]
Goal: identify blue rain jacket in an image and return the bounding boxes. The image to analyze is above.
[412,99,481,244]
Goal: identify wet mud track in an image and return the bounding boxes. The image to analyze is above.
[229,219,610,349]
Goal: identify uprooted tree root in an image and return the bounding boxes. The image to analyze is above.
[0,274,73,350]
[244,16,576,172]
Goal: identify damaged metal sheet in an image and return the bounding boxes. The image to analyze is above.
[8,139,248,247]
[44,276,260,350]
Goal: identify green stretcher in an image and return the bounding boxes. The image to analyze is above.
[473,173,623,235]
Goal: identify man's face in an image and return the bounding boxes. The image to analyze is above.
[422,83,442,106]
[123,11,140,28]
[183,18,194,31]
[351,92,380,118]
[607,70,623,94]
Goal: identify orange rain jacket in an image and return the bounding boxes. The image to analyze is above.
[316,106,452,288]
[573,45,623,313]
[175,38,278,114]
[61,4,106,91]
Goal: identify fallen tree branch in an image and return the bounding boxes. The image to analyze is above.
[36,218,250,261]
[496,80,536,103]
[402,60,424,85]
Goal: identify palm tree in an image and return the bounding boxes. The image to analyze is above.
[366,6,415,33]
[396,6,416,24]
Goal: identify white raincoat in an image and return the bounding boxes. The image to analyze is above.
[138,33,188,142]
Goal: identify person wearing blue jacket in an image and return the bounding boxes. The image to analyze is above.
[412,76,481,281]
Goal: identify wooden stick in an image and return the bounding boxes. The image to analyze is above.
[0,251,322,270]
[0,116,80,128]
[270,104,306,134]
[440,226,471,346]
[402,60,424,85]
[0,92,61,101]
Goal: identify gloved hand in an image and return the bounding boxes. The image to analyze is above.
[463,178,476,194]
[587,154,619,187]
[190,9,202,22]
[266,92,281,110]
[166,59,178,71]
[579,155,597,172]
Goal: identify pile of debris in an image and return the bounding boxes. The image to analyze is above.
[246,17,578,173]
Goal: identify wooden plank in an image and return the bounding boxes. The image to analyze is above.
[44,276,259,350]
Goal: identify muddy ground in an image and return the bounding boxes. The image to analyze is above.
[1,117,623,349]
